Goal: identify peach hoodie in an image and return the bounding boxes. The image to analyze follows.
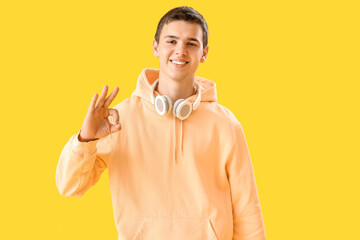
[56,68,266,240]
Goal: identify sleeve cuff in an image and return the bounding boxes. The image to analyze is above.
[69,130,99,155]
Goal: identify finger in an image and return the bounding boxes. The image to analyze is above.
[103,87,119,108]
[108,108,120,124]
[95,85,108,109]
[88,93,98,111]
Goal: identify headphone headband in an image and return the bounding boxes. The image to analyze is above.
[150,79,202,109]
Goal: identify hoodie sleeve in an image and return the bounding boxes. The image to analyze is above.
[226,123,266,240]
[55,130,114,198]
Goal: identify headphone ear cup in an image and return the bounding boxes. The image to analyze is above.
[173,99,192,120]
[155,95,172,115]
[173,99,184,117]
[163,95,172,113]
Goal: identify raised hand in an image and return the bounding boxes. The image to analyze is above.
[78,85,121,142]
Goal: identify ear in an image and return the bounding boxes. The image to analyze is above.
[200,45,209,63]
[152,39,159,58]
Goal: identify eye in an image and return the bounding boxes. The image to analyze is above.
[188,42,196,46]
[167,40,175,44]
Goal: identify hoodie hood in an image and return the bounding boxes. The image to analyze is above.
[131,68,217,104]
[131,68,218,164]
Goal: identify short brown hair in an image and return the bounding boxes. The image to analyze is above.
[154,6,209,49]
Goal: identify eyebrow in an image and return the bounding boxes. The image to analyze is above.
[164,35,201,44]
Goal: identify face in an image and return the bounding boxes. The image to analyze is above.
[152,20,209,82]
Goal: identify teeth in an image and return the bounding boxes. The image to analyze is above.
[172,60,187,65]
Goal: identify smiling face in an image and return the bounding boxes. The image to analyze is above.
[152,20,209,83]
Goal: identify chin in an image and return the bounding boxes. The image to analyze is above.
[160,65,195,81]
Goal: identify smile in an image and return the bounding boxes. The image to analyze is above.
[170,60,189,67]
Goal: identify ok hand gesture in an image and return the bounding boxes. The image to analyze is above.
[78,85,121,142]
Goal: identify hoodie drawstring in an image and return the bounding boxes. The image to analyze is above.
[173,116,184,164]
[180,119,183,153]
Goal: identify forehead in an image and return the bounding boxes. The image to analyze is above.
[160,20,203,42]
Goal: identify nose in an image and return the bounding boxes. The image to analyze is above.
[175,43,187,56]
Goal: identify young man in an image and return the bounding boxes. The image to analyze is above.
[56,6,266,240]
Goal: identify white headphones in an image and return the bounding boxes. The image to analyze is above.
[150,79,202,120]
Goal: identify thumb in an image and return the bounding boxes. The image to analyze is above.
[110,122,122,133]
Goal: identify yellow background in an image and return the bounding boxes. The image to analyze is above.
[1,0,359,239]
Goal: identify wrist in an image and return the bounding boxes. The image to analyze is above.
[78,130,99,142]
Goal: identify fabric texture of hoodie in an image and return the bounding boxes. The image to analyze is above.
[56,68,266,240]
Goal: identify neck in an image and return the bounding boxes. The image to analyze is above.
[156,74,196,103]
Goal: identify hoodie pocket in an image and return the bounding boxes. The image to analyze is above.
[132,217,218,240]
